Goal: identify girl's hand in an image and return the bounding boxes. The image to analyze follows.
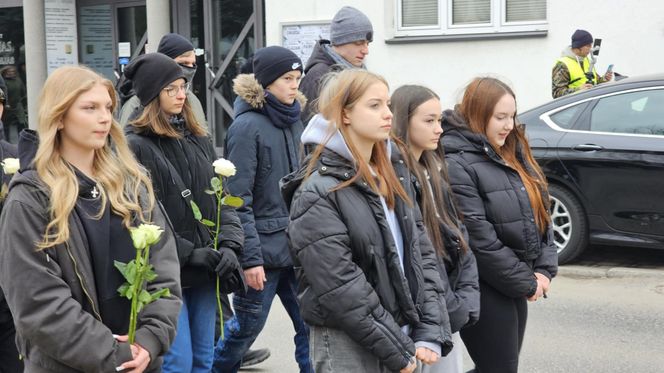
[400,358,417,373]
[416,346,440,365]
[114,335,151,372]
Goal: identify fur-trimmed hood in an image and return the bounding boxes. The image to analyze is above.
[232,73,307,110]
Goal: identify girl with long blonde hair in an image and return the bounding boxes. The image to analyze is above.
[0,65,182,372]
[282,69,452,373]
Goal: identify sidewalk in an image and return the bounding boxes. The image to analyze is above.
[558,265,664,279]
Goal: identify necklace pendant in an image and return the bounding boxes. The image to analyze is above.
[91,186,99,198]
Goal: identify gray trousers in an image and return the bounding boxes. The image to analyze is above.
[309,325,422,373]
[420,332,463,373]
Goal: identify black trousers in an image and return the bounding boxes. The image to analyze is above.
[460,281,528,373]
[0,318,23,373]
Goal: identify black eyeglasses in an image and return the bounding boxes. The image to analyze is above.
[163,82,191,97]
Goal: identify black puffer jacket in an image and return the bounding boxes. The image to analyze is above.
[281,116,452,372]
[126,118,244,287]
[392,148,480,333]
[441,109,558,298]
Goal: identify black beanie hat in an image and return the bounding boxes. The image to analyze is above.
[571,29,593,49]
[124,53,186,106]
[157,33,195,59]
[252,46,303,88]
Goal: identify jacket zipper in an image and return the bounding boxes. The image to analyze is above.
[64,242,102,321]
[369,314,413,363]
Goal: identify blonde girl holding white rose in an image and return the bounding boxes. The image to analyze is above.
[0,65,182,372]
[123,53,245,373]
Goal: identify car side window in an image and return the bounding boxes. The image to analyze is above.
[590,89,664,135]
[550,104,583,129]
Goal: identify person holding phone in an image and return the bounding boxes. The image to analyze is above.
[551,29,613,98]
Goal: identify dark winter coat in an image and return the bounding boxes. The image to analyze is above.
[0,130,182,373]
[391,147,480,333]
[281,116,452,372]
[299,40,342,124]
[441,109,558,298]
[224,74,305,269]
[0,137,17,325]
[126,118,244,287]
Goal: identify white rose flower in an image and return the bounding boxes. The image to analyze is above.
[213,158,236,177]
[2,158,19,175]
[129,224,163,249]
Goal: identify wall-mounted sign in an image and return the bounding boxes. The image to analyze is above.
[281,21,331,66]
[45,0,78,74]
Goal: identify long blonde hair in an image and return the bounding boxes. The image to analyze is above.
[307,69,409,209]
[36,65,155,249]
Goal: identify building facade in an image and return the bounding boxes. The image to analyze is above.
[265,0,663,111]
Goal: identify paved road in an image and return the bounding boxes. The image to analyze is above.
[241,246,664,372]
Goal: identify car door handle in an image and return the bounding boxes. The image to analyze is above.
[572,144,604,152]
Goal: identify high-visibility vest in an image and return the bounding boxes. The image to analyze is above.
[556,56,598,89]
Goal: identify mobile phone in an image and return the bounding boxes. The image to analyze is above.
[592,38,602,56]
[606,64,614,74]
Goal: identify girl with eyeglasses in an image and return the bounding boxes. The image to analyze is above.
[441,77,558,373]
[124,53,245,373]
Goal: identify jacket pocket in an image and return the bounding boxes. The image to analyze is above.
[255,217,289,234]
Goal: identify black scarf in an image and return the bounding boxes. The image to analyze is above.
[261,92,301,129]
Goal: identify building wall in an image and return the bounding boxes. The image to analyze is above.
[265,0,664,111]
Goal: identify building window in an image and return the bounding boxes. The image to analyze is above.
[396,0,547,37]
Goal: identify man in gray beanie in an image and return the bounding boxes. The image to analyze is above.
[299,6,373,123]
[551,29,613,98]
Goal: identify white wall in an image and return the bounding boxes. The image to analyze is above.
[265,0,664,111]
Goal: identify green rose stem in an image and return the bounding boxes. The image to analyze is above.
[215,177,224,340]
[116,224,169,346]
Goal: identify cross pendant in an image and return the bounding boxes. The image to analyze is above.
[91,186,99,198]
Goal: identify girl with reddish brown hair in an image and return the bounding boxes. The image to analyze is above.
[441,77,558,373]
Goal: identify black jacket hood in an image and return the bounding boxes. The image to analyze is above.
[11,129,42,191]
[441,108,491,154]
[304,40,335,74]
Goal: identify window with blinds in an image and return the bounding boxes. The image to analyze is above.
[402,0,439,27]
[505,0,546,22]
[395,0,547,35]
[452,0,490,25]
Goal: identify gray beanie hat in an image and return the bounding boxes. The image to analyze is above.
[330,6,373,46]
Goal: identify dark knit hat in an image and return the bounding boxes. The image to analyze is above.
[571,29,593,49]
[124,53,186,106]
[330,6,373,46]
[157,33,195,59]
[252,46,303,88]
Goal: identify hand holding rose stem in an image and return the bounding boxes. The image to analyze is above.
[192,158,242,339]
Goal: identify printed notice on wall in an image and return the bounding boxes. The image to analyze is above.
[281,22,331,66]
[79,4,115,82]
[45,0,78,74]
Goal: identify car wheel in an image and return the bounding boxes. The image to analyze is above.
[548,184,588,264]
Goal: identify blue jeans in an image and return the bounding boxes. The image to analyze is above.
[163,283,217,373]
[212,267,312,373]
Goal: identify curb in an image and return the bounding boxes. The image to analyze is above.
[558,265,664,280]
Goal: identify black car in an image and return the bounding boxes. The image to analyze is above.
[519,74,664,264]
